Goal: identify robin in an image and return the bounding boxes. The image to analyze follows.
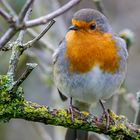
[53,8,128,140]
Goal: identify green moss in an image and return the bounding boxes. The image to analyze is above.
[24,102,50,119]
[0,75,25,123]
[0,75,140,139]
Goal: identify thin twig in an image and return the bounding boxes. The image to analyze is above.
[0,0,81,50]
[0,28,17,47]
[0,8,13,22]
[0,0,34,49]
[134,91,140,125]
[17,5,33,44]
[25,0,81,28]
[51,0,67,36]
[23,20,55,49]
[0,0,17,16]
[18,0,34,23]
[93,0,105,14]
[0,0,18,49]
[12,63,37,90]
[27,28,54,52]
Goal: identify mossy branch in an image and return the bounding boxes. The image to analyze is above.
[0,75,140,140]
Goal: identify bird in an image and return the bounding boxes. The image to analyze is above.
[53,8,128,140]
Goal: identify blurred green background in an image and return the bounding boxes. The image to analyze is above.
[0,0,139,140]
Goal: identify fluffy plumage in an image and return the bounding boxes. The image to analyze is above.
[53,8,128,140]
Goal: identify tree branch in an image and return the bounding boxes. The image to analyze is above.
[24,0,81,28]
[0,0,18,48]
[7,41,23,80]
[0,0,81,50]
[27,28,54,52]
[7,4,33,80]
[0,75,139,139]
[9,63,37,93]
[0,0,17,16]
[0,8,13,23]
[23,20,55,49]
[17,3,33,44]
[18,0,34,23]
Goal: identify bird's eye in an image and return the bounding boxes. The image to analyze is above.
[90,24,96,30]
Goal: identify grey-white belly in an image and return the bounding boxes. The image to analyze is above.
[54,65,125,104]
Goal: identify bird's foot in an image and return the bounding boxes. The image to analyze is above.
[99,100,115,132]
[68,97,81,122]
[68,104,81,122]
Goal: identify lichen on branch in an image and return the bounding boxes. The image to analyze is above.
[0,75,140,140]
[0,75,24,122]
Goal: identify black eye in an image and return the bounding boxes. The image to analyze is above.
[90,24,96,30]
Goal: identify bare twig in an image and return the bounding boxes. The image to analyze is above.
[0,28,17,47]
[24,20,55,49]
[0,0,81,50]
[0,1,18,48]
[93,0,105,14]
[27,28,54,52]
[0,0,34,48]
[50,0,67,36]
[7,8,54,81]
[0,8,13,22]
[25,0,81,28]
[18,0,34,23]
[12,63,37,90]
[0,0,17,16]
[134,91,140,125]
[17,6,33,43]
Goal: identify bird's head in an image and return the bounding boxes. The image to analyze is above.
[68,8,112,34]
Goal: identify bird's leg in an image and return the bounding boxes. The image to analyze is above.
[69,97,80,122]
[69,97,75,122]
[99,99,110,131]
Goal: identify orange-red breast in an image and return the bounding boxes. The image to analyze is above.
[53,8,128,140]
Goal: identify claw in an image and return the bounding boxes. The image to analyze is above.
[68,97,80,122]
[99,99,110,131]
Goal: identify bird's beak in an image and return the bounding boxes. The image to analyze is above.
[68,25,79,31]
